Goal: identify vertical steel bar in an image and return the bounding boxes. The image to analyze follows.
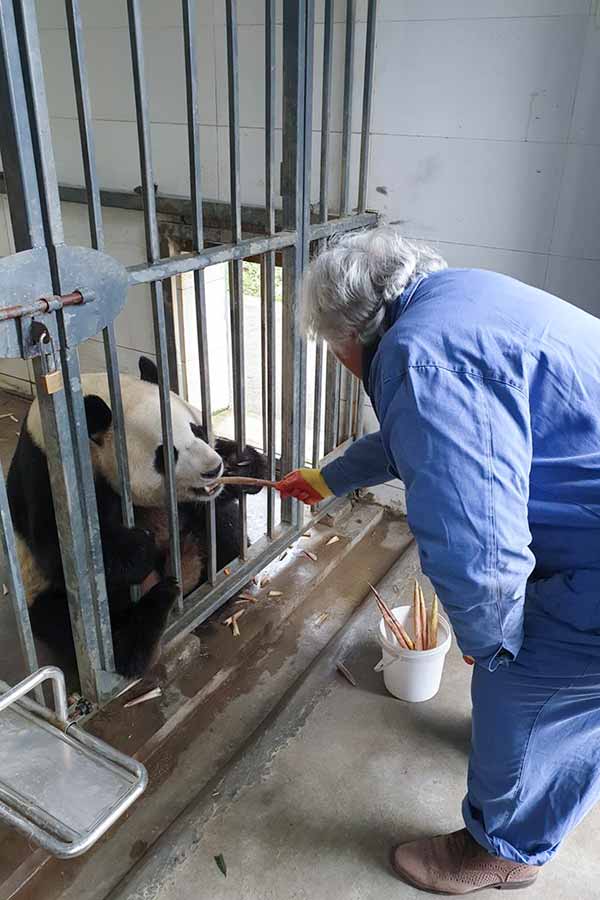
[345,371,355,440]
[311,339,324,466]
[263,0,276,537]
[281,0,313,524]
[339,0,355,216]
[225,0,247,557]
[65,0,134,532]
[353,379,365,437]
[323,348,341,453]
[0,468,42,703]
[357,0,377,212]
[0,0,116,699]
[182,0,218,581]
[127,0,183,603]
[160,234,181,396]
[317,2,337,462]
[260,292,268,454]
[319,0,333,223]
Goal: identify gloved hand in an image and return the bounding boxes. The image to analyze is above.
[277,468,333,505]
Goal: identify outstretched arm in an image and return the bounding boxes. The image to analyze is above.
[277,430,396,504]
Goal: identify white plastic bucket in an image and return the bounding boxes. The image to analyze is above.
[376,605,452,703]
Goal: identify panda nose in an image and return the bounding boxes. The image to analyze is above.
[203,463,222,480]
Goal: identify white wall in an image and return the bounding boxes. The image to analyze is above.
[366,1,599,318]
[0,0,599,400]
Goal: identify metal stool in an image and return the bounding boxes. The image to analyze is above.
[0,666,147,858]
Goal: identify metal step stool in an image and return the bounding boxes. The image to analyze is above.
[0,666,147,858]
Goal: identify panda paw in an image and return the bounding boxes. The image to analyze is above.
[113,577,180,677]
[105,526,159,587]
[215,438,269,496]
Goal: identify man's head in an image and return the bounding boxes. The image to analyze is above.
[301,226,446,376]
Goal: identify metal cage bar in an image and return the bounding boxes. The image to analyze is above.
[311,339,324,466]
[319,0,334,224]
[126,0,183,604]
[0,0,115,700]
[0,467,42,703]
[65,0,134,532]
[182,0,218,582]
[357,0,377,213]
[339,0,356,216]
[262,0,277,538]
[18,0,117,685]
[323,348,342,454]
[281,0,314,525]
[225,0,248,558]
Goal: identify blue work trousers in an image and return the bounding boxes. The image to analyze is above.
[463,571,600,866]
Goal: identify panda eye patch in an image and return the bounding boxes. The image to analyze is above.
[190,422,207,441]
[154,444,179,475]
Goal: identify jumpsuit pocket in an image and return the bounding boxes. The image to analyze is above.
[527,569,600,633]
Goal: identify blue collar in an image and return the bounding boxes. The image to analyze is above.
[361,275,426,395]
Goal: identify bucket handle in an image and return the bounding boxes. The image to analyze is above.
[374,656,401,672]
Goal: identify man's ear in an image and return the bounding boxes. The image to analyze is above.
[84,395,113,444]
[139,355,159,384]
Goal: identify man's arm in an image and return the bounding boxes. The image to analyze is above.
[277,430,395,504]
[321,430,395,495]
[384,366,535,670]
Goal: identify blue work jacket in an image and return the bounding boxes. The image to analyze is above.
[321,268,600,670]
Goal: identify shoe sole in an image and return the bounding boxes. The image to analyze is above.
[389,848,537,895]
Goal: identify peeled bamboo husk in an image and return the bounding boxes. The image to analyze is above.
[418,582,427,650]
[412,580,423,650]
[215,476,277,488]
[368,582,414,651]
[428,593,439,649]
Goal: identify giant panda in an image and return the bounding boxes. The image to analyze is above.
[7,355,267,678]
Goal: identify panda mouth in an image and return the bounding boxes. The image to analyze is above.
[192,482,222,499]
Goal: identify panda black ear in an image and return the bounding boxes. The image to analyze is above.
[139,356,159,384]
[85,395,112,443]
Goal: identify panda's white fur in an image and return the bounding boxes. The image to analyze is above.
[26,372,224,508]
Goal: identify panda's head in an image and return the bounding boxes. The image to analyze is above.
[83,356,224,507]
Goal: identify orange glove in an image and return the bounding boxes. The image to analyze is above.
[277,468,333,505]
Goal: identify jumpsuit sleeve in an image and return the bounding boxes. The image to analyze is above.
[321,430,394,496]
[383,366,535,671]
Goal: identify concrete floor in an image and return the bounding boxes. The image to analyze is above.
[112,546,600,900]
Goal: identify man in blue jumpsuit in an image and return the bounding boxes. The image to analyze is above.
[279,229,600,894]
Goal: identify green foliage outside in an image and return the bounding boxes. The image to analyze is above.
[242,261,282,300]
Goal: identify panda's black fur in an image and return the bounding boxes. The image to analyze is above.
[7,356,267,678]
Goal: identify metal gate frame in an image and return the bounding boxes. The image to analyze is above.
[0,0,378,706]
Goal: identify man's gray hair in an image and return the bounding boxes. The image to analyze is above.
[301,226,447,347]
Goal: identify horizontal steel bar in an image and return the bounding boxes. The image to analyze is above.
[309,211,377,241]
[0,174,375,243]
[0,172,286,234]
[127,231,297,283]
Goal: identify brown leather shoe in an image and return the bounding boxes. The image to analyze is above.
[391,828,538,894]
